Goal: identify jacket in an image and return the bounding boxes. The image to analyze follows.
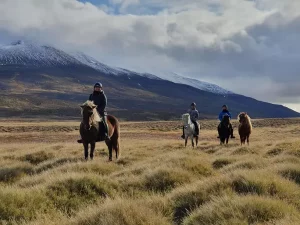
[188,109,199,122]
[219,109,232,121]
[89,91,107,115]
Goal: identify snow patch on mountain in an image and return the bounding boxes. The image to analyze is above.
[157,72,234,95]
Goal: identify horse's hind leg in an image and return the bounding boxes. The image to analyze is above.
[90,142,95,160]
[191,137,194,148]
[185,137,188,147]
[106,141,113,161]
[196,136,198,146]
[247,135,250,145]
[83,142,89,160]
[113,139,120,159]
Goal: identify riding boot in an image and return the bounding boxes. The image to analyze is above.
[181,126,185,139]
[193,122,199,137]
[103,116,110,141]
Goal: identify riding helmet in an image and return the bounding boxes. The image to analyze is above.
[191,102,196,106]
[94,82,102,88]
[222,104,228,108]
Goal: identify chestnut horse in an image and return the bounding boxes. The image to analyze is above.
[79,100,120,161]
[238,112,252,145]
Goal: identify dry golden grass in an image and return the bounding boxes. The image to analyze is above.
[0,118,300,224]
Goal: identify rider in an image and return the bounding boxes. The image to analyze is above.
[89,82,110,141]
[218,104,235,138]
[181,102,199,139]
[77,82,110,143]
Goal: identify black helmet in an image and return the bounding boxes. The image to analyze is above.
[94,82,102,88]
[222,104,228,108]
[191,102,196,106]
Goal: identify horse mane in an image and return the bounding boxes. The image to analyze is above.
[182,113,192,125]
[81,100,101,125]
[238,112,252,132]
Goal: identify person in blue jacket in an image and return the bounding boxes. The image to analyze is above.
[218,105,235,138]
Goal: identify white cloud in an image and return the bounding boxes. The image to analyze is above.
[0,0,300,107]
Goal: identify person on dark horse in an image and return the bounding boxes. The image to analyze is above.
[217,105,235,139]
[181,102,199,139]
[78,82,110,143]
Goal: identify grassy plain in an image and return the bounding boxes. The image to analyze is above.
[0,118,300,225]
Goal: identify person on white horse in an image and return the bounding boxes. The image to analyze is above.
[181,102,199,139]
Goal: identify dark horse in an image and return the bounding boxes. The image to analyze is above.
[238,112,252,145]
[79,100,120,161]
[218,114,231,145]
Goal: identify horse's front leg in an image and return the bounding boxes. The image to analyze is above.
[90,142,95,160]
[185,137,188,147]
[83,141,89,160]
[247,135,250,145]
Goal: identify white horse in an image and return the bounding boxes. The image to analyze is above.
[182,113,200,148]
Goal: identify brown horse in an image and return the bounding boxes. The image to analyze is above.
[79,100,120,161]
[238,112,252,145]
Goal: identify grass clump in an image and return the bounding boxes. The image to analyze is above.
[0,189,53,222]
[279,166,300,185]
[46,177,116,215]
[70,199,171,225]
[183,195,300,225]
[0,164,33,183]
[212,159,233,169]
[22,151,55,165]
[144,169,191,193]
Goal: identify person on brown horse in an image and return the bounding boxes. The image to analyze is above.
[78,82,110,142]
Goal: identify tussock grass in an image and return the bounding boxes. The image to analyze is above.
[0,164,33,183]
[70,199,172,225]
[46,176,116,215]
[21,151,55,165]
[143,169,191,193]
[1,120,300,224]
[183,195,300,225]
[212,158,234,169]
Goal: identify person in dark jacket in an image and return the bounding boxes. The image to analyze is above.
[89,82,110,141]
[218,105,235,138]
[181,102,199,139]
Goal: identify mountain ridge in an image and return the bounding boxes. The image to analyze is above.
[0,40,299,120]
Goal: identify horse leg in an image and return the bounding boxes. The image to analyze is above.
[185,137,188,147]
[196,136,198,147]
[192,137,194,148]
[90,142,95,160]
[83,141,89,160]
[112,138,120,159]
[247,135,250,145]
[106,141,113,161]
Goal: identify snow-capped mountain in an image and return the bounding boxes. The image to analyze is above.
[70,52,161,80]
[0,40,82,67]
[0,40,231,94]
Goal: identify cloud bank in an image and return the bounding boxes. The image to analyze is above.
[0,0,300,110]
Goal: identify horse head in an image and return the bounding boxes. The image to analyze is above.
[80,101,97,130]
[182,113,191,126]
[238,112,248,123]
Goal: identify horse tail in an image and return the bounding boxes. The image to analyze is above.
[107,115,120,159]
